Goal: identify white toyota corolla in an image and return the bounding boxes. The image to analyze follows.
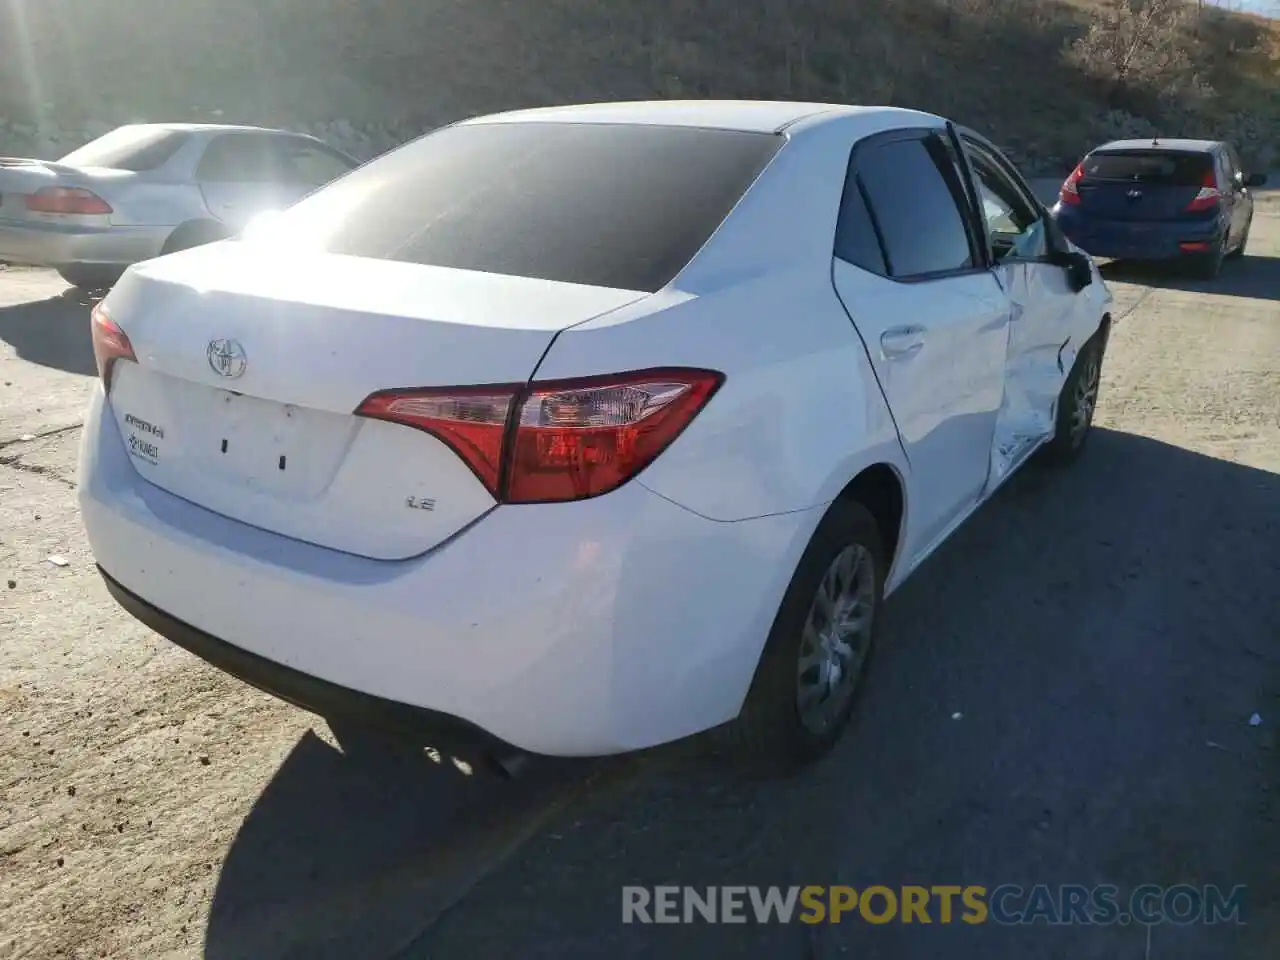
[79,100,1113,775]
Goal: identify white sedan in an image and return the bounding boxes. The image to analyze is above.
[79,100,1113,776]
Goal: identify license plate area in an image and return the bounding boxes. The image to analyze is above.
[182,386,355,499]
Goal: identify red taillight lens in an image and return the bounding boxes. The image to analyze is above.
[1059,163,1084,206]
[506,370,723,503]
[354,386,516,495]
[354,368,724,503]
[25,186,113,215]
[1184,169,1221,213]
[90,302,136,389]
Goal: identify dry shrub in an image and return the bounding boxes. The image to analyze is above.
[1067,0,1214,111]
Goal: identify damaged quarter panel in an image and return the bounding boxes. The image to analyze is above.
[532,116,915,524]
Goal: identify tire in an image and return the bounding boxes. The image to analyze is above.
[721,500,886,773]
[1190,237,1226,280]
[1226,223,1249,260]
[1039,328,1106,466]
[161,220,230,256]
[56,265,124,291]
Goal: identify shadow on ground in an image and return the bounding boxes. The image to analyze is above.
[0,287,98,377]
[203,729,623,959]
[381,429,1280,960]
[1100,254,1280,303]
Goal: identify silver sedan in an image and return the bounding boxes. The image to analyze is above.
[0,123,360,289]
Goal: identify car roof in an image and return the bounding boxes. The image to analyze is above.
[460,100,932,135]
[1093,138,1221,154]
[112,122,308,136]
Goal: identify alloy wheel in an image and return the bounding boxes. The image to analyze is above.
[1069,351,1101,447]
[796,544,877,735]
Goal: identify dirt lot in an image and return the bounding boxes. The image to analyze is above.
[2,188,1279,959]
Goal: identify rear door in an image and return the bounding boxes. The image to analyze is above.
[195,133,300,230]
[1075,149,1216,222]
[830,129,1011,562]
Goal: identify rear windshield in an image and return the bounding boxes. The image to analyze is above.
[1082,150,1213,186]
[240,121,783,292]
[58,127,190,172]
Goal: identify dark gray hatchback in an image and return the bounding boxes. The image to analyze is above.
[1051,137,1267,279]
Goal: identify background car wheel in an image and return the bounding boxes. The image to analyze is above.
[721,500,886,774]
[1039,329,1106,466]
[1192,238,1226,279]
[161,220,231,256]
[56,265,123,292]
[1226,225,1249,260]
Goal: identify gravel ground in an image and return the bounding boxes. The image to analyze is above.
[2,188,1279,959]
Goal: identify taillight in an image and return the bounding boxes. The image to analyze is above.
[1059,163,1084,206]
[25,186,113,215]
[355,387,515,495]
[355,368,724,503]
[1184,169,1221,213]
[90,302,136,389]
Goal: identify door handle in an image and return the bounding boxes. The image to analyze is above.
[880,325,925,360]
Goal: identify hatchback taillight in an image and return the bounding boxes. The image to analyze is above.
[1059,163,1084,206]
[1184,169,1221,213]
[90,302,136,389]
[26,186,113,215]
[355,368,724,503]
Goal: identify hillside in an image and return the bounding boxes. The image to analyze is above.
[1,0,1277,172]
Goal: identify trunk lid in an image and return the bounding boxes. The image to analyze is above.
[1076,150,1216,222]
[0,158,128,223]
[102,242,648,559]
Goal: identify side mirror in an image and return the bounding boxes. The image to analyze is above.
[1245,172,1268,188]
[1049,249,1094,292]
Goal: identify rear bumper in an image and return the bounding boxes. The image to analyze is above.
[79,386,817,757]
[0,218,171,267]
[1053,208,1222,261]
[98,567,518,757]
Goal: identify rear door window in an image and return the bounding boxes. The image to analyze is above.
[242,121,783,292]
[197,134,287,183]
[270,138,357,188]
[1082,151,1213,186]
[850,134,977,279]
[57,127,190,172]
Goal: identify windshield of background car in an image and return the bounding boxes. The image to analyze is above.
[1082,150,1213,186]
[240,121,784,293]
[58,127,190,171]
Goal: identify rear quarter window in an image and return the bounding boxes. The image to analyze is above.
[57,128,189,172]
[1083,151,1213,186]
[243,121,784,293]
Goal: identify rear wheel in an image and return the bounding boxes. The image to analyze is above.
[1190,237,1226,280]
[722,500,885,773]
[161,220,230,256]
[56,265,123,292]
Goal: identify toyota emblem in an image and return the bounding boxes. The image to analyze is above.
[207,338,247,379]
